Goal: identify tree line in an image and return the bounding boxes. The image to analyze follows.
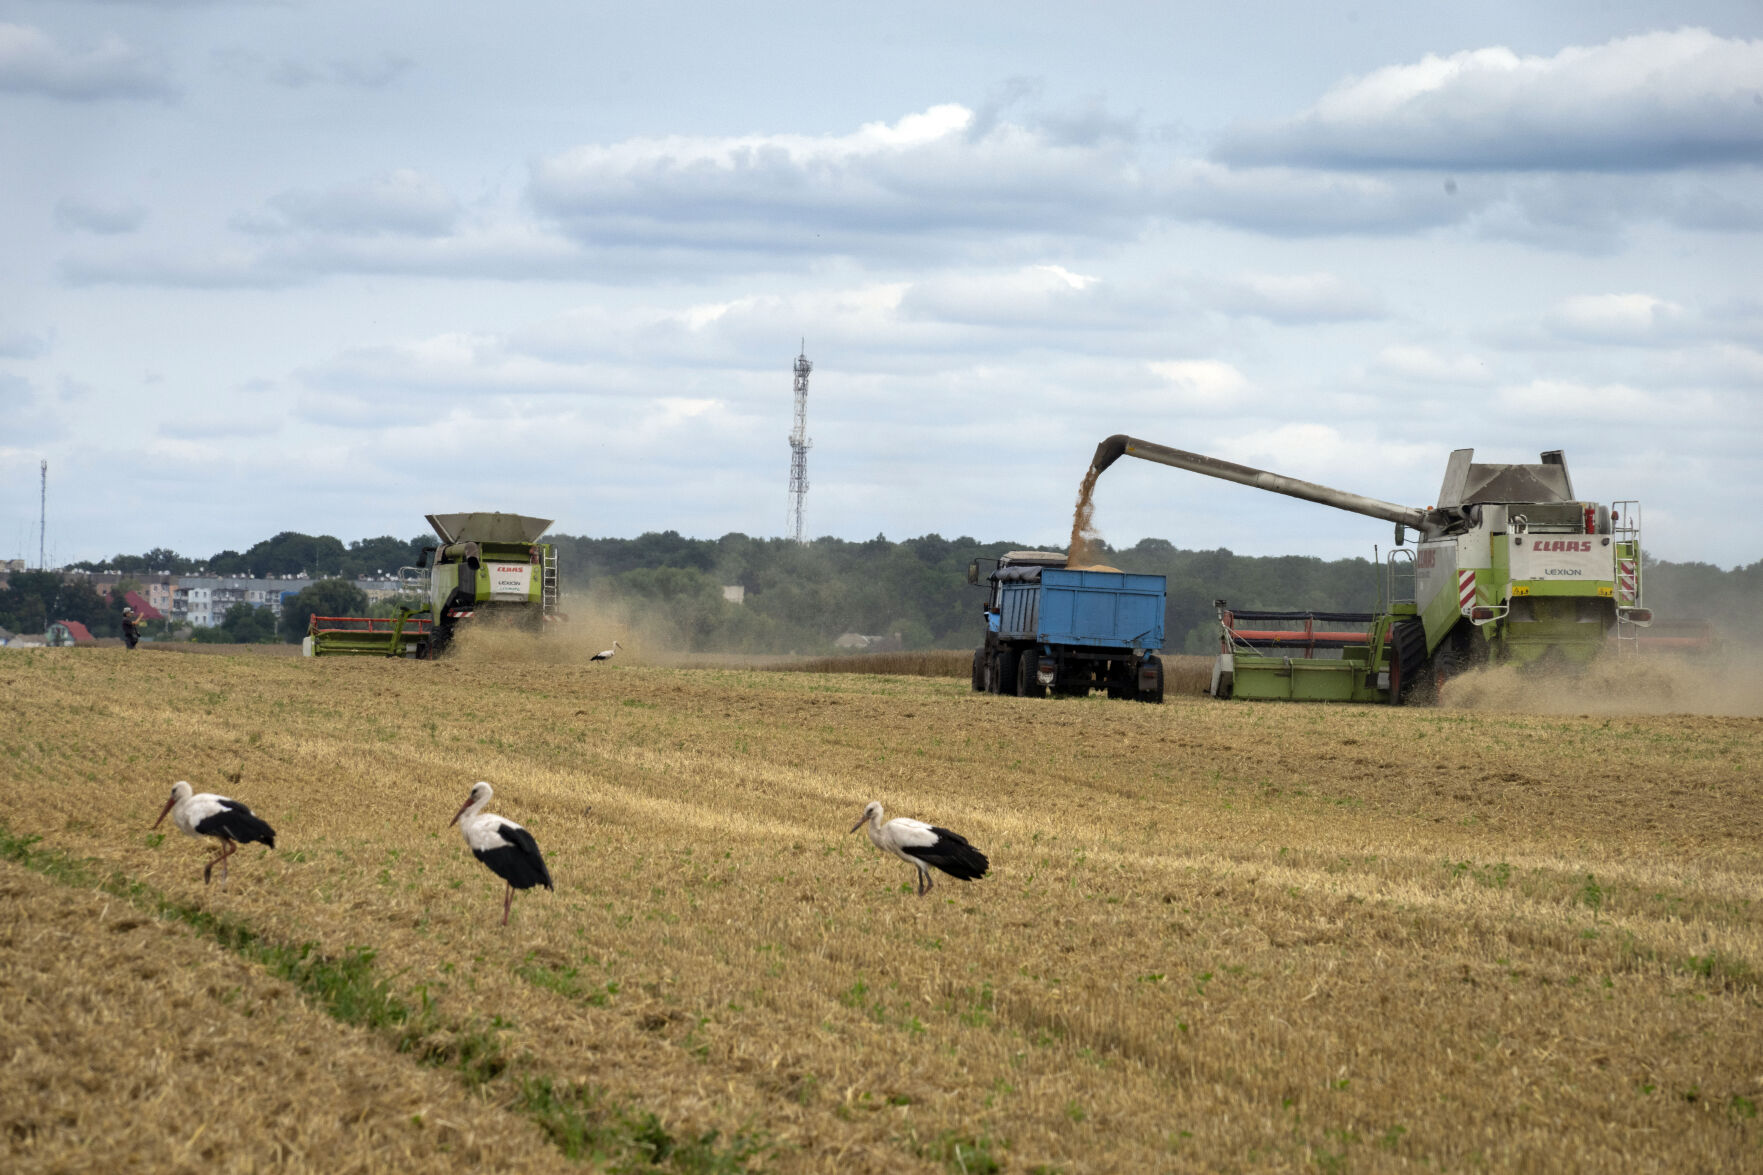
[17,528,1757,652]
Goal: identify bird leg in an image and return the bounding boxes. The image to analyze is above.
[918,866,934,898]
[205,838,238,888]
[202,839,233,886]
[502,882,513,927]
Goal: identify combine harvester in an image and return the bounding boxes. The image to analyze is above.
[305,512,560,658]
[1086,435,1652,703]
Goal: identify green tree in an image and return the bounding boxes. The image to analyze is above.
[245,531,348,578]
[217,602,279,643]
[0,570,56,634]
[278,579,369,642]
[344,535,427,577]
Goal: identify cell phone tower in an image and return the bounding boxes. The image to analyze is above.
[38,459,47,570]
[787,341,812,543]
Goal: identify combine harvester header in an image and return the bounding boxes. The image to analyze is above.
[1087,435,1652,703]
[306,511,560,658]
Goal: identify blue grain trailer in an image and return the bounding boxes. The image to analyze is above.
[966,550,1167,701]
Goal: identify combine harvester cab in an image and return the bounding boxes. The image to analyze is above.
[1087,435,1651,703]
[304,511,561,658]
[419,512,561,656]
[968,551,1168,701]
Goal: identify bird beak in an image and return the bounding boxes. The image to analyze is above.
[153,795,176,829]
[449,797,472,827]
[848,814,867,834]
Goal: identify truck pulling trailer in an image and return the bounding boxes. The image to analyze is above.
[968,551,1168,701]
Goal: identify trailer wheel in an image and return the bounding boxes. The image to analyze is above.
[971,648,986,692]
[995,648,1021,696]
[1016,653,1046,699]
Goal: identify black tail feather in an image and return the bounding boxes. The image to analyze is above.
[909,828,989,881]
[201,801,276,848]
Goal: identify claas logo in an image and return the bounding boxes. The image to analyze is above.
[1532,541,1593,553]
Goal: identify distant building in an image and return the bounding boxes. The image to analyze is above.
[721,585,745,604]
[47,620,98,646]
[119,590,164,621]
[144,579,174,614]
[172,577,311,627]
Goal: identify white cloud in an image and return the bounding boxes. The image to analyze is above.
[1145,359,1254,410]
[1373,345,1491,383]
[298,331,614,403]
[898,264,1110,327]
[1205,270,1385,323]
[0,325,49,358]
[529,103,1155,257]
[1215,28,1763,172]
[55,196,148,235]
[249,169,461,237]
[1164,160,1475,236]
[1493,377,1717,420]
[1206,422,1435,489]
[1545,293,1688,343]
[0,23,175,101]
[0,374,66,443]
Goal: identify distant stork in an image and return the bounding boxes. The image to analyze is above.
[450,781,553,925]
[849,801,989,897]
[153,780,277,887]
[590,640,621,662]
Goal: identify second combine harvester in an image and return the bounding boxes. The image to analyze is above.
[1087,435,1651,703]
[305,512,560,657]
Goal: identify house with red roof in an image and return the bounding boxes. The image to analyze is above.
[47,620,98,646]
[120,590,164,621]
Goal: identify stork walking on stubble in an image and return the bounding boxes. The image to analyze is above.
[849,801,989,897]
[153,780,277,887]
[450,781,553,925]
[590,640,621,662]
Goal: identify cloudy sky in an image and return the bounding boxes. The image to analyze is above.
[3,1,1761,569]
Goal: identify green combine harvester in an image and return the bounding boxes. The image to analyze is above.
[305,512,560,658]
[1087,435,1652,703]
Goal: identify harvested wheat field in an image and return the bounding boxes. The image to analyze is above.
[2,646,1760,1173]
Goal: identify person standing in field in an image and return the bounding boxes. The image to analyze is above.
[121,605,142,650]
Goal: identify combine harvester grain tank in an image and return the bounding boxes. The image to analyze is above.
[305,512,560,657]
[1086,435,1652,703]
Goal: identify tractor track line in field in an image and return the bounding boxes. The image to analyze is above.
[0,821,771,1174]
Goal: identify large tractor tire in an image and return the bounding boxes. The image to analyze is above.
[971,648,987,692]
[1387,618,1430,706]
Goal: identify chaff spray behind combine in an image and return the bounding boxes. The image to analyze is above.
[1086,435,1652,703]
[305,512,561,658]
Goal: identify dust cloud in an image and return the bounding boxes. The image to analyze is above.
[1441,654,1763,717]
[446,593,683,666]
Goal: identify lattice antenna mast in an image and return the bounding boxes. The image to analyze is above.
[787,341,812,543]
[38,460,47,571]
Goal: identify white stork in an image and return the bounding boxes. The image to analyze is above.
[153,780,277,887]
[590,639,621,662]
[450,781,553,925]
[849,801,989,897]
